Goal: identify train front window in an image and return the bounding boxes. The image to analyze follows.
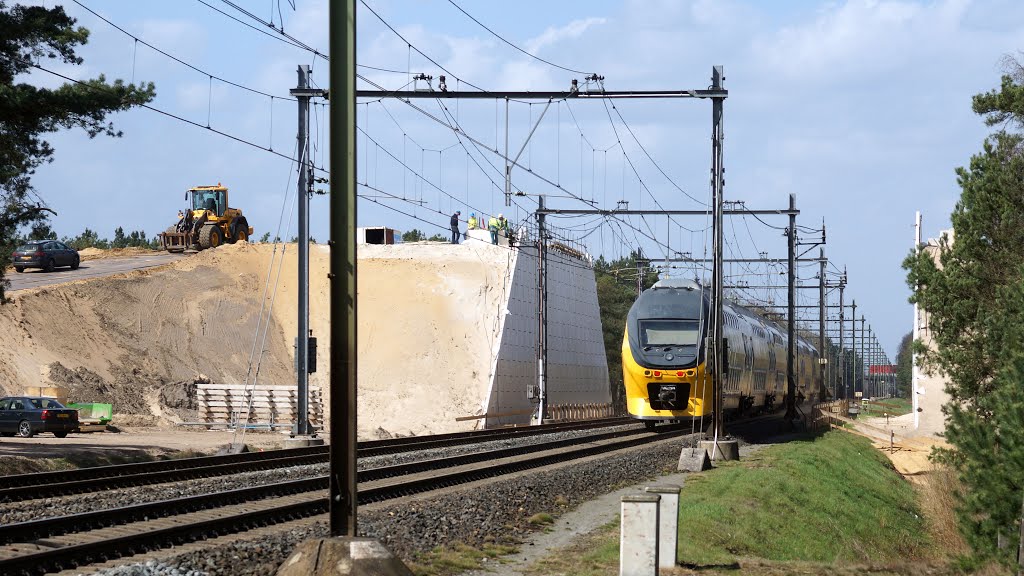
[639,319,700,346]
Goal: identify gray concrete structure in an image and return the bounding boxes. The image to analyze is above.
[619,493,661,576]
[483,240,611,426]
[912,225,953,438]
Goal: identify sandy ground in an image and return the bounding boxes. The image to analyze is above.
[0,426,288,472]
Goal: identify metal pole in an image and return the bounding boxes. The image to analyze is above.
[818,248,826,400]
[867,327,873,398]
[537,195,548,423]
[839,280,845,399]
[504,97,510,207]
[850,300,857,399]
[710,66,725,438]
[912,211,922,427]
[293,65,312,437]
[859,316,866,398]
[328,0,357,537]
[784,194,797,421]
[636,254,644,296]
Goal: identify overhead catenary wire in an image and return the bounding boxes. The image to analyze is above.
[73,0,297,102]
[445,0,592,75]
[22,60,328,175]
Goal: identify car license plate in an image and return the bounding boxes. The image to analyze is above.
[20,256,30,260]
[57,413,69,418]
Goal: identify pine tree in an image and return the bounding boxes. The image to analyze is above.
[904,66,1024,563]
[0,2,155,301]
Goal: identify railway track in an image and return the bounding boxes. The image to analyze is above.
[0,417,631,502]
[0,423,686,576]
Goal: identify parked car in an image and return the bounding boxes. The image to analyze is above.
[11,240,80,273]
[0,396,79,438]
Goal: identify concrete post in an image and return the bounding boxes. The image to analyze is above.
[646,485,681,569]
[620,494,660,576]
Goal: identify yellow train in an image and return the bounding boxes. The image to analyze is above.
[622,278,821,426]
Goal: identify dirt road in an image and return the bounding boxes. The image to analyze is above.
[6,252,184,291]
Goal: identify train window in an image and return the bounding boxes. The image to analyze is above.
[639,319,700,346]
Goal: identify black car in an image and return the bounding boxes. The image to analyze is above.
[0,396,79,438]
[11,240,80,273]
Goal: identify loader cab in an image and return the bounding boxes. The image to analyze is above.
[190,187,227,218]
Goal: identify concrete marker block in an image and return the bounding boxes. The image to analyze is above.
[645,484,681,569]
[620,493,660,576]
[677,447,712,472]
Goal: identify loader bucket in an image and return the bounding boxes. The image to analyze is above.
[160,231,190,252]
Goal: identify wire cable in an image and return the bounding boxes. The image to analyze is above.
[445,0,592,75]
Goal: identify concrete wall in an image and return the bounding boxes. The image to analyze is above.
[913,229,953,437]
[484,244,611,427]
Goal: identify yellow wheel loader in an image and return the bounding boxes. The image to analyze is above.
[159,184,254,252]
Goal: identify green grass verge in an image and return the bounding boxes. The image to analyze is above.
[677,431,928,566]
[859,397,913,418]
[407,541,517,576]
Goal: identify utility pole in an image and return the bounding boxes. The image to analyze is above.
[504,97,510,207]
[859,316,866,397]
[839,276,845,399]
[536,195,548,423]
[850,300,857,399]
[912,211,922,428]
[635,249,647,296]
[867,327,874,398]
[710,66,726,439]
[784,194,797,422]
[328,0,357,537]
[818,248,826,400]
[290,64,325,438]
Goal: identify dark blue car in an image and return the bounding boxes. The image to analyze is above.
[0,396,79,438]
[11,240,80,273]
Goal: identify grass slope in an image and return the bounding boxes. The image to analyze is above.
[677,431,928,566]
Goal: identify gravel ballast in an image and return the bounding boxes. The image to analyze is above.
[0,424,641,526]
[79,432,693,576]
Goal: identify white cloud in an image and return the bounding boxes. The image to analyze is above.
[753,0,970,82]
[524,17,607,55]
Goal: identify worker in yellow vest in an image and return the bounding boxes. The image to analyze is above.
[488,214,500,245]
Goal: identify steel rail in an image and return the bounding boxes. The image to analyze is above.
[0,425,653,545]
[0,418,631,502]
[0,427,686,575]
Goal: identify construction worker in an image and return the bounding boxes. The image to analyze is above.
[450,210,461,244]
[465,213,478,241]
[488,214,500,245]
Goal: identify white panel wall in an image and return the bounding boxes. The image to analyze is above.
[484,245,611,426]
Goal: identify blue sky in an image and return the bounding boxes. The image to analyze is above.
[20,0,1024,357]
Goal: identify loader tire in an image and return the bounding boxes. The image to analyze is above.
[198,224,223,249]
[232,218,249,243]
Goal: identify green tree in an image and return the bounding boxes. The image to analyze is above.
[111,226,127,249]
[65,227,108,250]
[259,231,271,243]
[0,2,155,301]
[427,233,447,242]
[402,228,426,242]
[894,331,912,398]
[593,253,658,411]
[904,66,1024,563]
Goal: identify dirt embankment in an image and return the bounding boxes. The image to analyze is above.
[1,241,516,439]
[0,243,294,421]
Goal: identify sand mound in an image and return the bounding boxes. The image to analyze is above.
[78,246,160,261]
